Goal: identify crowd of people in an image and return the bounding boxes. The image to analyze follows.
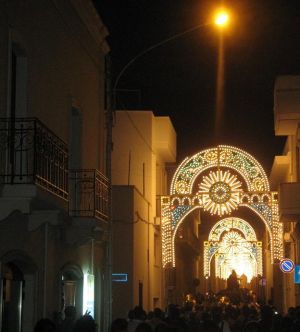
[111,301,300,332]
[33,300,300,332]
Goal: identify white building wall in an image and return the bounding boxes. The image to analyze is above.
[271,75,300,309]
[0,1,109,330]
[112,110,176,312]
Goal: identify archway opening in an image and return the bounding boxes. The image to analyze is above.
[60,264,83,318]
[1,253,37,332]
[204,217,263,294]
[215,230,257,281]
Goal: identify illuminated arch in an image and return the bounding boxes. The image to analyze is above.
[171,145,269,195]
[161,145,283,269]
[203,217,263,279]
[209,217,257,242]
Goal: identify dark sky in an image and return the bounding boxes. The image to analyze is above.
[94,0,300,173]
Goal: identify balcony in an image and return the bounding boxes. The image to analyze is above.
[279,182,300,222]
[0,118,109,223]
[69,169,108,221]
[0,117,68,200]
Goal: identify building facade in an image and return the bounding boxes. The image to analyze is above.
[0,1,109,331]
[270,75,300,310]
[111,110,176,318]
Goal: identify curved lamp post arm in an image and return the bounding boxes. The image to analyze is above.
[113,22,211,96]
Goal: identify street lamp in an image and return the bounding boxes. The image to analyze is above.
[112,8,230,108]
[215,10,229,27]
[214,8,230,141]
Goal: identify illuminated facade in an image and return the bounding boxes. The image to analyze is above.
[270,75,300,310]
[111,111,176,317]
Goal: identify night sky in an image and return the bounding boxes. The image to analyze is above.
[94,0,300,173]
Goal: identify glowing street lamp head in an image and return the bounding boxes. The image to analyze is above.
[215,10,229,27]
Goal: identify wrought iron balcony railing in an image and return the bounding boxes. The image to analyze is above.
[69,169,109,221]
[0,117,68,200]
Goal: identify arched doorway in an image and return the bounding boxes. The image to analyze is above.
[0,251,37,332]
[161,145,283,304]
[60,264,83,318]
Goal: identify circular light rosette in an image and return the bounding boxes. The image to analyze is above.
[198,170,242,216]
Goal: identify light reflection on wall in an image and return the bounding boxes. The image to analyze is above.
[83,274,94,317]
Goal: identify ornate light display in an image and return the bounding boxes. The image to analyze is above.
[198,170,242,216]
[170,145,270,195]
[204,217,262,280]
[161,145,282,269]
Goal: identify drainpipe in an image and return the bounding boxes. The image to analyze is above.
[43,223,48,317]
[0,261,2,330]
[91,238,94,275]
[104,54,113,332]
[147,202,150,311]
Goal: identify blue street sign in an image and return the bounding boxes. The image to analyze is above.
[294,265,300,284]
[112,273,128,282]
[279,258,295,273]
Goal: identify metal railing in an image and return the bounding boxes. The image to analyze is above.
[0,117,68,200]
[69,169,109,221]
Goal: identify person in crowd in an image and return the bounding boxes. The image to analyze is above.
[128,306,147,332]
[111,318,128,332]
[59,305,76,332]
[34,318,56,332]
[135,322,152,332]
[211,305,231,332]
[73,314,97,332]
[291,306,300,332]
[148,308,165,331]
[227,271,239,291]
[165,304,187,332]
[257,304,273,332]
[242,320,260,332]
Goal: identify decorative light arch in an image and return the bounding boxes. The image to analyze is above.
[161,145,283,269]
[203,217,262,280]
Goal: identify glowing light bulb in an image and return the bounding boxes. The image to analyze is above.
[215,11,229,27]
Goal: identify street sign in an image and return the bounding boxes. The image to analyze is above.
[294,265,300,284]
[280,258,295,273]
[112,273,128,282]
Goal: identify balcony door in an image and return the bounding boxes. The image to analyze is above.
[69,106,82,170]
[9,44,27,120]
[4,41,28,183]
[69,106,83,213]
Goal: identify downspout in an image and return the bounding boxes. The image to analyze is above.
[104,53,113,332]
[147,201,150,311]
[0,261,2,330]
[91,238,94,275]
[43,223,48,317]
